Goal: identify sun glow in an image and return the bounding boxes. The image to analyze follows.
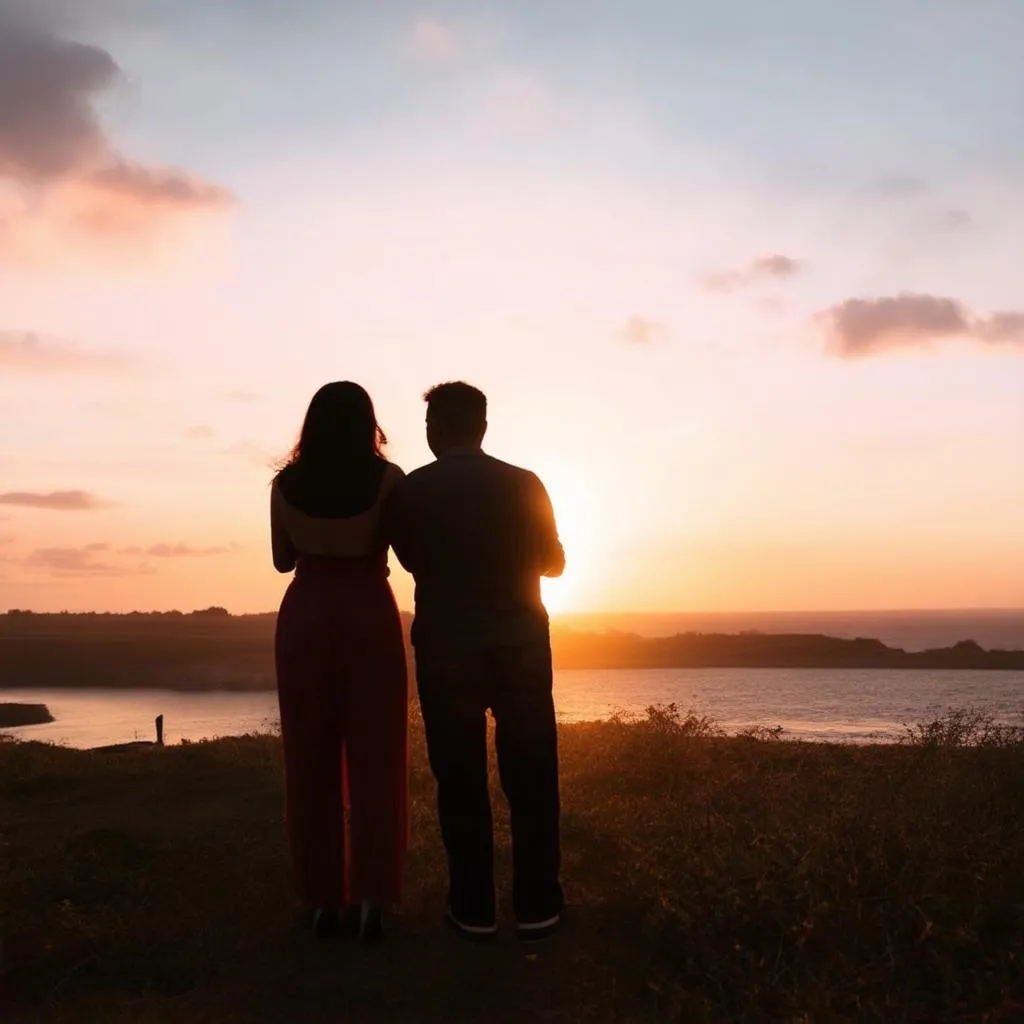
[540,471,603,615]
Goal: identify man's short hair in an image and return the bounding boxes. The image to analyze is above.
[424,381,487,440]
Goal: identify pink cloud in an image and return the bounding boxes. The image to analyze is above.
[221,440,277,467]
[0,331,132,374]
[25,545,131,575]
[185,424,215,441]
[820,293,1024,357]
[141,543,234,558]
[406,16,460,62]
[87,160,232,209]
[618,315,667,344]
[703,253,802,293]
[0,489,110,510]
[20,538,236,576]
[976,311,1024,345]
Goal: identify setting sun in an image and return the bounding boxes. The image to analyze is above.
[538,470,605,614]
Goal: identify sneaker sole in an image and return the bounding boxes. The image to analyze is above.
[517,914,561,943]
[444,909,498,943]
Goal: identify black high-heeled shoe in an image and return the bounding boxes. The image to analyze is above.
[359,903,385,944]
[312,906,340,938]
[340,904,362,938]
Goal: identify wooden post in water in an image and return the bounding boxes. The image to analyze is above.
[155,714,164,746]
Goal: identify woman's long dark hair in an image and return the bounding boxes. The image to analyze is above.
[275,382,388,516]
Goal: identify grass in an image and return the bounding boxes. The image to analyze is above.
[2,708,1023,1022]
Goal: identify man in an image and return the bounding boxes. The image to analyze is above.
[387,382,565,943]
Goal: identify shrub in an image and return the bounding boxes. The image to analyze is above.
[737,723,786,742]
[642,702,723,738]
[899,706,1024,748]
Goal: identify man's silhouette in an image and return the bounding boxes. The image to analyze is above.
[387,382,565,942]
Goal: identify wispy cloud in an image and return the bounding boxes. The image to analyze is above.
[184,424,215,441]
[21,536,236,575]
[24,544,137,576]
[975,311,1024,345]
[939,209,973,231]
[862,174,929,200]
[406,16,459,62]
[0,489,110,510]
[221,440,277,467]
[0,331,133,374]
[0,5,232,261]
[820,293,1024,358]
[476,71,565,136]
[618,315,667,345]
[223,390,264,403]
[125,542,236,558]
[702,253,802,293]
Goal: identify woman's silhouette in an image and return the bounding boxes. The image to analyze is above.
[271,382,407,941]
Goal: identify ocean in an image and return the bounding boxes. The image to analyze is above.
[3,665,1022,748]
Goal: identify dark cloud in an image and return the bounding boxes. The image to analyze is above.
[0,331,132,373]
[820,293,1024,358]
[0,3,232,256]
[0,489,109,510]
[618,315,666,344]
[703,253,802,293]
[0,15,116,178]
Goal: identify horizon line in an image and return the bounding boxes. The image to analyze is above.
[5,606,1023,617]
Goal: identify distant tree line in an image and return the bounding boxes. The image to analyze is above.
[5,607,234,619]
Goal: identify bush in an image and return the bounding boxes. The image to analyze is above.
[899,706,1024,748]
[642,702,723,738]
[736,723,786,742]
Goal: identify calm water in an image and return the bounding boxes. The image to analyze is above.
[3,668,1023,747]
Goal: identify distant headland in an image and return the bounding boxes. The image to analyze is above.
[0,702,54,727]
[0,610,1021,691]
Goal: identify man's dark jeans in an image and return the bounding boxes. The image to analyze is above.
[415,639,564,926]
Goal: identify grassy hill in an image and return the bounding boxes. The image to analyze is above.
[2,710,1023,1022]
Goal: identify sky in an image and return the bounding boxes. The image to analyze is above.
[1,0,1022,615]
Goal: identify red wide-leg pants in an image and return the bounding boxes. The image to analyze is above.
[274,555,408,909]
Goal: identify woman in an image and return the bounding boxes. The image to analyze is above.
[271,381,407,942]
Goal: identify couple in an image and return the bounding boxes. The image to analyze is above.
[271,380,566,945]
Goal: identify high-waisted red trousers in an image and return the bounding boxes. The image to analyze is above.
[274,555,408,909]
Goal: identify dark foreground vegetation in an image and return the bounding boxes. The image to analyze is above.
[2,708,1023,1023]
[2,611,1021,691]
